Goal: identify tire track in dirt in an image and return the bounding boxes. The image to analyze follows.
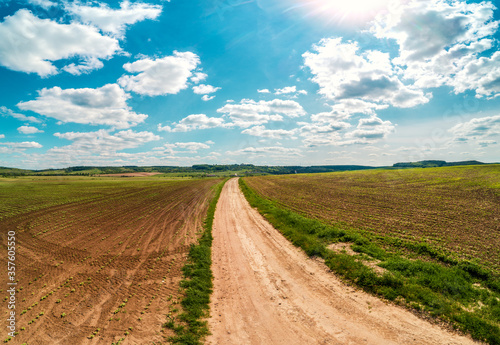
[207,178,480,345]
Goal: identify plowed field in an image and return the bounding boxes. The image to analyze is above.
[244,165,500,272]
[0,177,222,344]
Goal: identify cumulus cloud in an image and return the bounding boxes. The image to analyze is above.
[17,84,147,129]
[66,1,162,38]
[274,86,307,95]
[217,98,306,127]
[226,146,302,156]
[201,95,216,101]
[371,0,500,98]
[298,121,351,146]
[0,106,41,123]
[118,52,200,96]
[0,9,121,76]
[190,72,208,84]
[18,126,44,134]
[257,89,270,93]
[449,115,500,143]
[346,116,395,142]
[154,141,212,154]
[28,0,56,9]
[53,129,160,153]
[158,114,227,132]
[0,134,4,139]
[241,125,298,139]
[0,141,43,151]
[452,52,500,98]
[192,84,221,95]
[303,37,430,108]
[298,115,394,147]
[311,100,388,122]
[171,142,211,151]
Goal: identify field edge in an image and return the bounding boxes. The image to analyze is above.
[165,178,228,344]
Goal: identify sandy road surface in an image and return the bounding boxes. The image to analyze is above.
[207,178,479,345]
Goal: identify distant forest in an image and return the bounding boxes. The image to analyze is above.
[0,160,491,177]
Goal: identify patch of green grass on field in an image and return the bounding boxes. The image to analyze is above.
[166,179,227,345]
[239,177,500,345]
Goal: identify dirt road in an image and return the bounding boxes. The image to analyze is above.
[207,178,479,345]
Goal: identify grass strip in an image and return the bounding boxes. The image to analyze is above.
[239,178,500,345]
[165,179,227,345]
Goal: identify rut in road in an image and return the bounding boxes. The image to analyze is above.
[206,178,480,345]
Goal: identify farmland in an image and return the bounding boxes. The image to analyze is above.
[0,176,223,344]
[244,165,500,272]
[241,165,500,343]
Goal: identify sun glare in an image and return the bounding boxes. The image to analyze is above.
[291,0,397,25]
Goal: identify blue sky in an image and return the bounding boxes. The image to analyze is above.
[0,0,499,169]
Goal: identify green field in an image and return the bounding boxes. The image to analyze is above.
[242,165,500,344]
[244,165,500,272]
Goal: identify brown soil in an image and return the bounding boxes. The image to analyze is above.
[207,178,480,345]
[0,179,221,344]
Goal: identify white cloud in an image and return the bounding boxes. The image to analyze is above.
[452,52,500,98]
[257,89,270,93]
[192,84,221,95]
[28,0,56,9]
[478,140,497,148]
[346,116,395,142]
[311,100,388,122]
[371,0,500,98]
[0,9,121,77]
[299,121,351,134]
[299,121,351,147]
[217,98,306,127]
[118,52,200,96]
[201,95,215,101]
[449,115,500,143]
[226,146,302,156]
[154,141,212,154]
[274,86,307,95]
[241,125,298,139]
[275,86,296,94]
[62,56,106,75]
[158,114,227,132]
[303,37,430,108]
[298,115,394,147]
[173,142,211,151]
[18,126,44,134]
[190,72,208,84]
[0,134,4,139]
[17,84,147,129]
[0,141,42,150]
[0,106,41,123]
[67,1,162,39]
[53,129,160,153]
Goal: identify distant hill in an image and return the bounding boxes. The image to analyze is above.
[1,161,494,177]
[0,164,378,177]
[392,160,486,168]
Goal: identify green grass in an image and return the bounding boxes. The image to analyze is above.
[239,177,500,345]
[166,179,227,345]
